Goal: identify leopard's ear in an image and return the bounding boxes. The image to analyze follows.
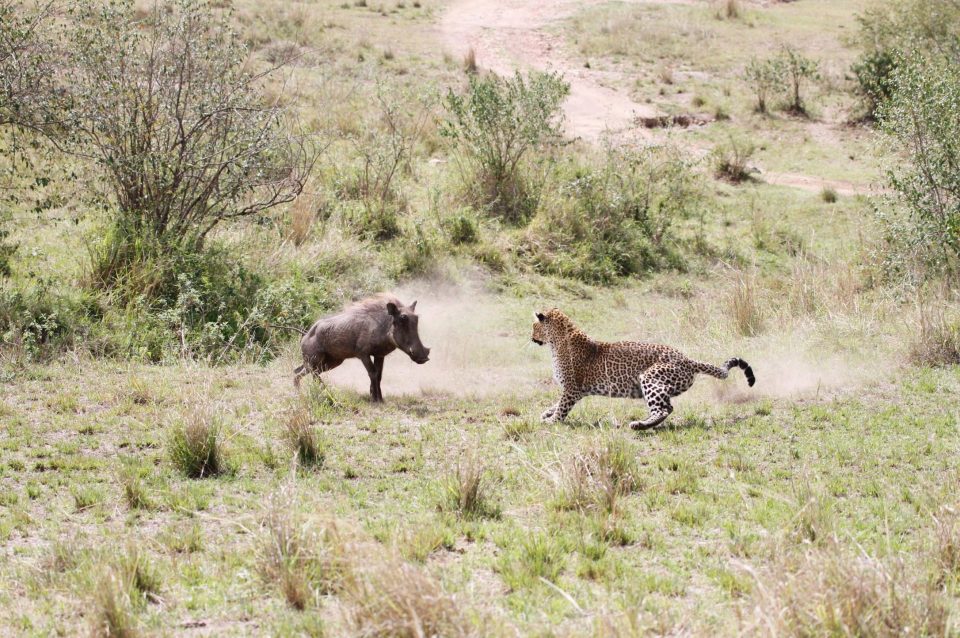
[535,312,546,322]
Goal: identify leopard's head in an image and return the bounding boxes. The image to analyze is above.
[531,308,573,345]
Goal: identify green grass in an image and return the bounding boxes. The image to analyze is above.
[1,339,958,634]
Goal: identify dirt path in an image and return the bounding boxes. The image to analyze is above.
[440,0,663,141]
[439,0,885,196]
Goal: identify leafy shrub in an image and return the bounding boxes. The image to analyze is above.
[853,50,897,121]
[526,145,698,283]
[94,244,322,363]
[744,56,784,113]
[442,71,569,224]
[779,46,819,115]
[0,283,94,358]
[445,212,479,245]
[64,0,314,292]
[878,54,960,275]
[0,0,61,134]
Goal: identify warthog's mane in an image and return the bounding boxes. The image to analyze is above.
[343,293,406,317]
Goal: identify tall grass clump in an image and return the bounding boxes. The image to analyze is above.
[716,0,740,20]
[168,412,226,478]
[119,464,151,510]
[284,406,326,469]
[729,276,765,337]
[527,145,699,283]
[714,136,756,183]
[89,544,162,638]
[551,435,639,513]
[791,482,835,546]
[496,532,566,591]
[442,70,569,224]
[438,452,500,519]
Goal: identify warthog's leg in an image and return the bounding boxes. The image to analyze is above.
[373,356,385,402]
[360,356,382,402]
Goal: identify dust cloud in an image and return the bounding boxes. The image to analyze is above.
[312,283,887,405]
[321,282,548,398]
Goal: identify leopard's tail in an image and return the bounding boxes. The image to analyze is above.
[694,358,756,387]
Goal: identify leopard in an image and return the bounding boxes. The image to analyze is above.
[531,308,755,430]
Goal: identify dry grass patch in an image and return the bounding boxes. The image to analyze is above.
[258,487,351,609]
[286,191,323,247]
[740,544,951,637]
[909,301,960,367]
[715,0,741,20]
[343,556,474,637]
[463,47,477,74]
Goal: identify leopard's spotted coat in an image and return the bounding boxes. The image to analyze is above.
[531,308,755,429]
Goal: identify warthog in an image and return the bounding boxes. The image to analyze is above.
[294,295,430,401]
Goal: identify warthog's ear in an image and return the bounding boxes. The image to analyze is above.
[535,312,546,322]
[386,302,400,317]
[410,300,417,312]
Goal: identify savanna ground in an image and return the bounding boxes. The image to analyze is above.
[2,0,960,635]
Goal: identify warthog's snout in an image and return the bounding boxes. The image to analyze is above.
[413,347,430,364]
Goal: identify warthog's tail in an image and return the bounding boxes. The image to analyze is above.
[293,364,307,388]
[694,358,756,387]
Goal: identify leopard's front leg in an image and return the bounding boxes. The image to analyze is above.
[542,390,583,423]
[541,405,558,420]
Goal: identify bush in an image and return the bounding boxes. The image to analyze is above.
[0,0,61,135]
[93,243,322,363]
[744,56,784,113]
[853,50,897,121]
[713,136,756,183]
[779,46,819,115]
[339,86,429,241]
[63,0,314,292]
[879,54,960,275]
[526,145,698,283]
[0,283,94,358]
[442,71,569,224]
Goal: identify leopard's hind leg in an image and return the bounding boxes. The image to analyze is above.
[629,364,689,430]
